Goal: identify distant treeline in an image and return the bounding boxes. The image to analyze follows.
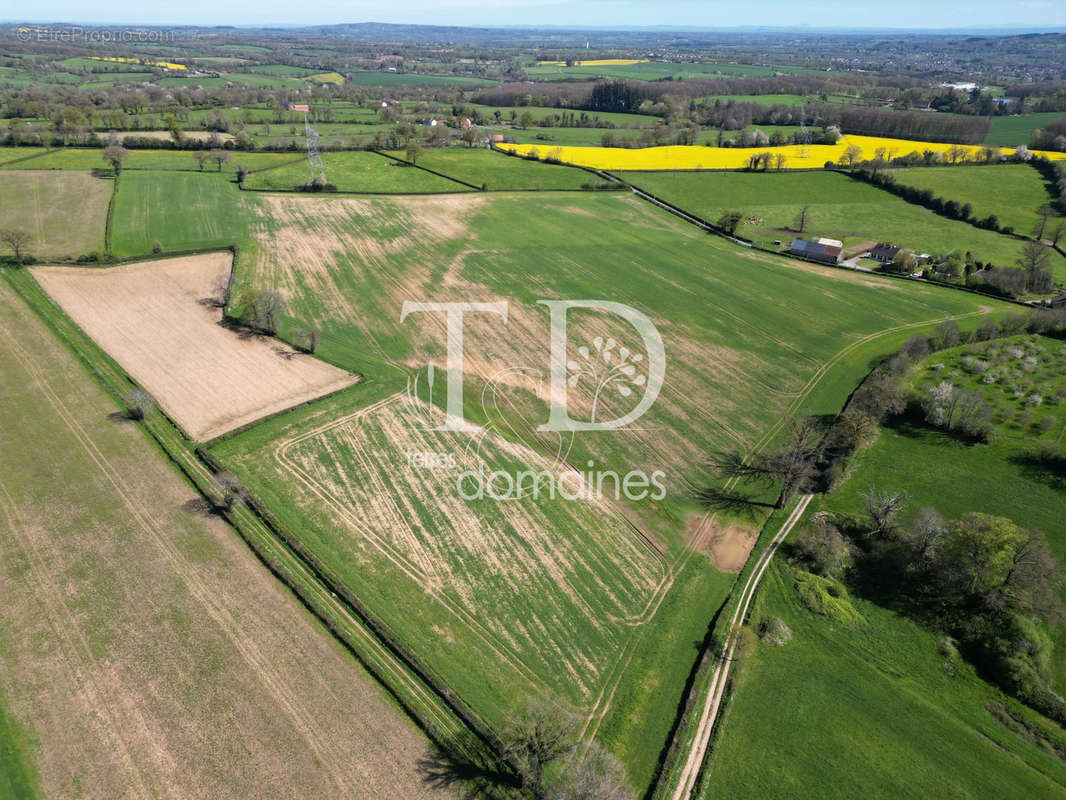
[1031,117,1066,152]
[477,79,992,144]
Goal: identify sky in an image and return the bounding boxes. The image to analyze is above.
[7,0,1066,30]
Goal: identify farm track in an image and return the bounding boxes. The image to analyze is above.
[653,306,993,800]
[669,494,813,800]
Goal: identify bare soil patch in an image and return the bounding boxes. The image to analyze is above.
[689,516,758,573]
[32,253,357,440]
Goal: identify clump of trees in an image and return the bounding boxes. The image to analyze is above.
[494,697,634,799]
[798,497,1064,724]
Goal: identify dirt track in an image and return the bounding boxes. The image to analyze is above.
[32,253,357,440]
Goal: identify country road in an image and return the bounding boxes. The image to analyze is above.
[670,494,815,800]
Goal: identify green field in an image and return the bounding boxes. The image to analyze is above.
[243,150,473,192]
[622,170,1062,272]
[0,147,48,166]
[0,690,37,800]
[390,147,593,189]
[111,171,258,257]
[890,164,1058,236]
[986,112,1066,147]
[0,147,302,174]
[345,69,498,87]
[698,559,1066,799]
[823,334,1066,683]
[525,61,822,81]
[205,188,1005,792]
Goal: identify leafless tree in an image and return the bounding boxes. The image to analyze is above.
[710,416,822,508]
[194,150,209,171]
[549,742,633,800]
[904,508,946,564]
[250,290,286,334]
[793,204,810,233]
[499,697,576,793]
[212,471,245,511]
[862,488,908,537]
[0,228,32,264]
[1032,204,1055,241]
[121,388,155,420]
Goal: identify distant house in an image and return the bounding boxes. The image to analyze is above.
[790,237,843,264]
[869,243,902,263]
[380,98,398,108]
[1051,294,1066,309]
[288,103,310,113]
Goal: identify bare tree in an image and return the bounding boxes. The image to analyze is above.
[0,228,32,264]
[194,150,209,171]
[793,205,810,233]
[293,327,319,353]
[250,290,286,334]
[711,416,822,508]
[1032,204,1055,241]
[550,742,634,800]
[840,143,863,167]
[903,508,946,564]
[500,697,576,793]
[862,488,908,537]
[121,388,155,420]
[212,471,245,511]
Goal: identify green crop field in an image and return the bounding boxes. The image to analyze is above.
[622,170,1063,272]
[889,164,1058,237]
[526,61,821,81]
[110,171,259,257]
[207,188,1005,792]
[345,69,498,87]
[243,150,473,192]
[986,112,1066,147]
[0,147,47,165]
[0,171,110,258]
[698,559,1066,799]
[390,147,593,189]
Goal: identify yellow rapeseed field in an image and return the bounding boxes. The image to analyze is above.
[536,59,650,67]
[89,55,187,71]
[309,71,345,85]
[498,134,1066,170]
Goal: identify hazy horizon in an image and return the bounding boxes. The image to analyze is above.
[5,0,1066,32]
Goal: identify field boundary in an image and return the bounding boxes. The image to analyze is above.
[0,148,53,167]
[600,169,1034,307]
[103,172,119,258]
[648,306,996,800]
[371,148,485,191]
[0,264,499,768]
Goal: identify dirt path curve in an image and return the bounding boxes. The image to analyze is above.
[670,493,814,800]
